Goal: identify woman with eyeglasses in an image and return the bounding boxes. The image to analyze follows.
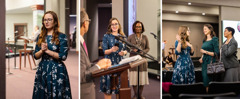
[100,17,127,99]
[32,11,72,99]
[127,21,150,99]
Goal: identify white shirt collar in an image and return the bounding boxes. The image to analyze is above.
[80,35,84,45]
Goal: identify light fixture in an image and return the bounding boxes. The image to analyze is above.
[202,13,206,15]
[188,2,191,5]
[175,11,179,13]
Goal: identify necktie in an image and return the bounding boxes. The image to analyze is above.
[83,41,88,56]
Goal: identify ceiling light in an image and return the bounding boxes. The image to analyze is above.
[175,11,179,13]
[202,13,205,15]
[188,2,191,5]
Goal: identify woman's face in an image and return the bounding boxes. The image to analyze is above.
[186,28,190,36]
[224,29,231,38]
[44,13,54,30]
[111,20,119,32]
[135,23,142,33]
[203,26,210,35]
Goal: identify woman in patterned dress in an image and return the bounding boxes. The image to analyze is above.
[171,26,195,84]
[32,11,72,99]
[100,17,127,99]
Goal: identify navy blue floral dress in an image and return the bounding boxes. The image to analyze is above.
[171,41,195,84]
[32,33,72,99]
[100,34,125,94]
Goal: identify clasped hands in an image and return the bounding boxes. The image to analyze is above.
[97,58,112,69]
[110,46,126,56]
[41,42,48,52]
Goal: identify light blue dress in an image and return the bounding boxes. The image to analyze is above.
[32,33,72,99]
[172,41,195,84]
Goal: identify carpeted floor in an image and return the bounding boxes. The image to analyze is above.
[6,49,79,99]
[94,75,160,99]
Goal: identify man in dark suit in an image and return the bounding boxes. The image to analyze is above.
[80,8,111,99]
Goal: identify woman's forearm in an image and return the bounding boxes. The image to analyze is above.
[45,50,59,59]
[35,50,44,59]
[176,42,181,53]
[104,49,113,55]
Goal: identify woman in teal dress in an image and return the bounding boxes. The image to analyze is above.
[32,11,71,99]
[172,26,195,84]
[199,24,219,87]
[100,18,127,99]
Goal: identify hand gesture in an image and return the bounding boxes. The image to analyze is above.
[118,51,124,56]
[41,43,48,51]
[111,46,119,52]
[132,48,138,52]
[186,42,192,47]
[97,58,112,69]
[176,34,181,42]
[199,58,203,63]
[200,49,206,54]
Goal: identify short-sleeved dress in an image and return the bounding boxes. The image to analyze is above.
[172,41,195,84]
[201,37,219,87]
[32,33,72,99]
[100,34,125,94]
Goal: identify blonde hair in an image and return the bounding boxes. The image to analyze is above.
[178,26,189,49]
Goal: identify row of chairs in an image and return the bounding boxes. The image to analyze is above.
[163,82,240,99]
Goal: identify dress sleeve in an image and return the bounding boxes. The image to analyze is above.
[33,35,41,59]
[58,34,69,61]
[102,34,108,53]
[175,41,180,55]
[212,37,220,57]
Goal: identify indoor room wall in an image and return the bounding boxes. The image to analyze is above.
[137,0,160,61]
[162,21,205,58]
[6,13,33,41]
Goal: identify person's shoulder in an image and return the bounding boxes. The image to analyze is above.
[212,36,218,40]
[128,34,135,38]
[58,32,67,38]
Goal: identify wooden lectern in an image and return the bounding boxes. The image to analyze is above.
[92,58,147,99]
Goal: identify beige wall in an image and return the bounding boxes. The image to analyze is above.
[6,13,33,41]
[162,21,205,58]
[45,0,65,33]
[137,0,160,61]
[112,0,124,30]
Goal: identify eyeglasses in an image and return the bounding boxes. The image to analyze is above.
[44,18,53,22]
[136,26,142,28]
[86,19,91,23]
[111,23,119,26]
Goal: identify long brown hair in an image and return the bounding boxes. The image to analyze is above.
[37,11,60,46]
[106,17,125,36]
[203,24,216,41]
[178,26,189,49]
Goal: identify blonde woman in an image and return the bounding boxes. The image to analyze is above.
[171,26,195,84]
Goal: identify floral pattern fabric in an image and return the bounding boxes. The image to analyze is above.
[32,33,72,99]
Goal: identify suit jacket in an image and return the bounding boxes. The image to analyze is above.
[80,43,99,99]
[221,37,239,68]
